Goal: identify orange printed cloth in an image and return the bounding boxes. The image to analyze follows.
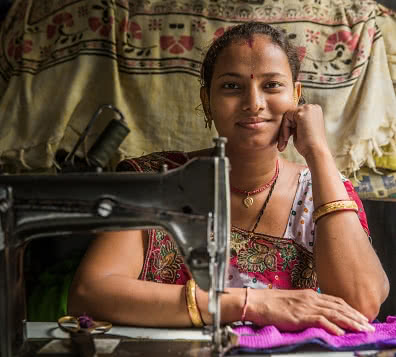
[0,0,396,174]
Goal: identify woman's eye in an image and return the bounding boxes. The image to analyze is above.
[265,82,282,89]
[223,83,240,89]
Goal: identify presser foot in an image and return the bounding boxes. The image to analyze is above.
[204,325,239,356]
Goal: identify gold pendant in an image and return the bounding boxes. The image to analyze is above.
[243,196,253,208]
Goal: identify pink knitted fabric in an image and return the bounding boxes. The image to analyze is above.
[234,316,396,350]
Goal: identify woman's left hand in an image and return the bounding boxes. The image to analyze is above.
[277,104,329,160]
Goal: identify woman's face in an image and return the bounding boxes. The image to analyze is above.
[204,34,299,152]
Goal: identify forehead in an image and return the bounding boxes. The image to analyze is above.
[213,35,292,78]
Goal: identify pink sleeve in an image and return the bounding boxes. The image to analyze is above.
[343,179,370,236]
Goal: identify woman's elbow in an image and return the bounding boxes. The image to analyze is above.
[380,274,391,304]
[358,300,381,322]
[355,279,389,322]
[67,280,90,316]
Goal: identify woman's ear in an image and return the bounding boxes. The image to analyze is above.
[200,87,212,129]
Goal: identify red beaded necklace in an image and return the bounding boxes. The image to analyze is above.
[231,160,279,208]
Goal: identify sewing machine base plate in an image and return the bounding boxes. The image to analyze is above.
[24,338,212,357]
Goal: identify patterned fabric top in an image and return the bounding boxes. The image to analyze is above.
[117,151,370,291]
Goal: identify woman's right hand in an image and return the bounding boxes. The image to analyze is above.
[246,288,375,335]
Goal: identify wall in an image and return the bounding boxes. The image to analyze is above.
[363,200,396,321]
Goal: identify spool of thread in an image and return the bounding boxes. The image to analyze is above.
[87,119,130,168]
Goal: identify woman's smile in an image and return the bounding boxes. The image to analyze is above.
[236,117,274,130]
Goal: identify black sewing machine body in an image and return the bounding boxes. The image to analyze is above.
[0,142,231,357]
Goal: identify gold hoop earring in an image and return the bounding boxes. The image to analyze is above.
[195,103,212,130]
[294,93,299,105]
[204,115,212,130]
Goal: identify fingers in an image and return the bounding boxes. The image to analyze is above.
[297,306,374,336]
[302,315,346,336]
[320,308,375,334]
[278,104,325,153]
[316,294,374,333]
[283,311,373,337]
[251,289,375,336]
[286,290,375,335]
[320,294,368,322]
[277,111,295,152]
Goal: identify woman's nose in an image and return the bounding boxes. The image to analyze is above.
[242,85,265,113]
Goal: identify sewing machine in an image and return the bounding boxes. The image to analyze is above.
[0,137,235,357]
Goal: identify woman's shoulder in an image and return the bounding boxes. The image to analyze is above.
[116,151,190,172]
[283,159,354,184]
[116,148,214,172]
[282,159,309,182]
[289,162,353,186]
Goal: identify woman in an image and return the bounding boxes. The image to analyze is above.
[68,22,389,335]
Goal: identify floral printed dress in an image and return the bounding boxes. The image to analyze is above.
[117,151,370,291]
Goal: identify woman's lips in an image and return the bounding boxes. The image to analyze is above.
[237,120,269,129]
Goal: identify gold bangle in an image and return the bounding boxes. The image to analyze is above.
[313,200,359,224]
[185,279,204,328]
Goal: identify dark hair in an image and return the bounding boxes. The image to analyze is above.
[200,22,302,97]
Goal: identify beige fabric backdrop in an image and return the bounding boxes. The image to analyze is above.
[0,0,395,174]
